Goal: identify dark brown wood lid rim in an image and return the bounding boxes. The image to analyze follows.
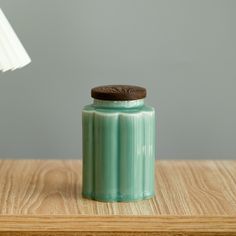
[91,85,147,101]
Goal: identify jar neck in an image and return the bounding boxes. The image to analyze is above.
[93,99,144,109]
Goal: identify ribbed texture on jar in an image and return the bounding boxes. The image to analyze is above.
[82,106,156,202]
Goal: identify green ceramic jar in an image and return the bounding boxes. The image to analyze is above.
[82,85,156,202]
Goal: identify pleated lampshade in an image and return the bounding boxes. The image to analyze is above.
[0,8,31,72]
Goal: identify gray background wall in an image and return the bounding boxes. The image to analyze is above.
[0,0,235,159]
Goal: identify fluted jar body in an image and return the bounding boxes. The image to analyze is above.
[82,85,156,202]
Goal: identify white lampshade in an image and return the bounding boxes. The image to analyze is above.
[0,8,31,72]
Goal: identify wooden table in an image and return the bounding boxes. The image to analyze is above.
[0,160,235,235]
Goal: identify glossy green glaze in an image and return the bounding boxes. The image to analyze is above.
[82,99,156,202]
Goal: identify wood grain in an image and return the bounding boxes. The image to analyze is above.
[0,160,235,235]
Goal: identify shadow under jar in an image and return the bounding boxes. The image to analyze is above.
[82,85,156,202]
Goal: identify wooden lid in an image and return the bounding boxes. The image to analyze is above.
[91,85,146,101]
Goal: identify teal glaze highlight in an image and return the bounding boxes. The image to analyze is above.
[82,99,156,202]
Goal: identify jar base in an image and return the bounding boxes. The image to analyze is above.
[82,192,155,202]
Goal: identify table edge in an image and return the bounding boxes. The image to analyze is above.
[0,215,235,232]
